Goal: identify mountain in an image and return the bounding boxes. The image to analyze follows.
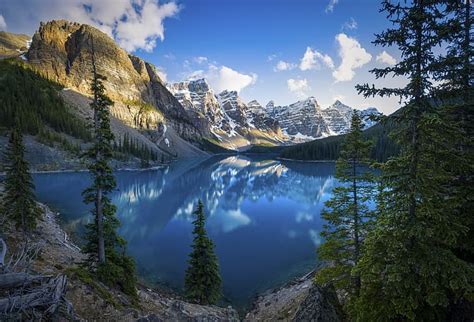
[169,79,381,148]
[1,20,212,164]
[265,98,381,141]
[0,19,382,163]
[0,31,31,57]
[168,79,284,150]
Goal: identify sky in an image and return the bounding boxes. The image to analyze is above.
[0,0,408,114]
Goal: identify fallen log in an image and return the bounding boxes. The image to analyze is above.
[0,272,51,289]
[0,275,68,314]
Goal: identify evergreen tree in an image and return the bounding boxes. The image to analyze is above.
[184,200,221,305]
[434,0,474,265]
[315,112,375,312]
[355,1,474,320]
[81,38,137,297]
[1,121,42,235]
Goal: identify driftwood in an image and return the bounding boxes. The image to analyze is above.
[0,275,68,313]
[0,272,51,289]
[0,238,74,318]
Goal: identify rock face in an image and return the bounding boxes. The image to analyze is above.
[245,271,342,322]
[26,20,206,148]
[266,98,382,140]
[268,97,330,140]
[169,79,285,149]
[0,31,31,57]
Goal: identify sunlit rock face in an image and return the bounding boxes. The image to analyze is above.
[169,80,286,149]
[26,20,206,141]
[266,98,381,140]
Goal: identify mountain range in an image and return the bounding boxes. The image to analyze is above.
[168,78,381,149]
[0,20,381,161]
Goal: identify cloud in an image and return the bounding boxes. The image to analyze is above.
[267,54,277,62]
[0,14,6,30]
[299,47,334,71]
[193,56,208,64]
[0,0,179,52]
[287,78,310,98]
[376,50,396,66]
[325,0,339,13]
[342,17,357,30]
[332,33,372,82]
[274,60,296,72]
[187,63,257,93]
[214,66,257,93]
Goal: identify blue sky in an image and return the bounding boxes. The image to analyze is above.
[0,0,406,114]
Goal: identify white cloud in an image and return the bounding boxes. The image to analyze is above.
[299,47,334,71]
[274,60,296,71]
[376,50,396,66]
[187,64,257,93]
[0,0,179,52]
[325,0,339,13]
[215,66,257,93]
[267,54,277,62]
[193,56,208,64]
[287,78,310,98]
[342,17,357,30]
[332,33,372,82]
[114,1,180,52]
[0,14,6,30]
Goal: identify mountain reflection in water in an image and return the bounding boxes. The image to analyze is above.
[33,156,337,308]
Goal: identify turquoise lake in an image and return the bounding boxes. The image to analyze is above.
[32,156,337,309]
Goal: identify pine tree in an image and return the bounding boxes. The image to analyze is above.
[184,200,221,305]
[315,112,375,312]
[434,0,474,265]
[81,38,137,297]
[1,121,42,235]
[354,1,474,320]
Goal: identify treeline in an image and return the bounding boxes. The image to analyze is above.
[0,59,91,141]
[113,133,158,162]
[279,118,399,162]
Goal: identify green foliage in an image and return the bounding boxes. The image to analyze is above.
[81,54,137,299]
[0,59,91,141]
[184,200,222,305]
[1,123,42,234]
[352,1,474,320]
[65,267,121,308]
[315,112,376,312]
[113,132,158,162]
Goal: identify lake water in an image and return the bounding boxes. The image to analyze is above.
[32,156,337,309]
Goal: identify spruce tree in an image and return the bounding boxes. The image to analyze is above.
[434,0,474,265]
[81,38,137,297]
[315,112,375,311]
[1,121,42,235]
[355,1,474,320]
[184,200,221,305]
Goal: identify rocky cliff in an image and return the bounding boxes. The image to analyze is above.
[169,79,285,150]
[0,31,30,57]
[24,20,208,158]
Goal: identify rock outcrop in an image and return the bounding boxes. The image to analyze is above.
[169,79,285,149]
[0,31,30,57]
[245,271,343,321]
[25,20,207,152]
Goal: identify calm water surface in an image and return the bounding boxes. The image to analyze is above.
[32,156,337,308]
